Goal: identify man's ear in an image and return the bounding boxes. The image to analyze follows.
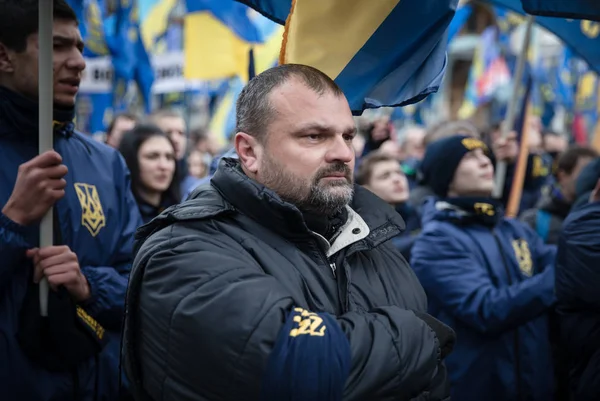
[0,43,15,73]
[235,132,261,174]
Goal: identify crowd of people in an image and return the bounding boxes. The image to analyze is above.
[1,1,600,401]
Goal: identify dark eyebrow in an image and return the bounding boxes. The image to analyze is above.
[54,35,85,50]
[293,123,357,136]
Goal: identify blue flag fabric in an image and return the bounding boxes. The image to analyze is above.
[234,0,291,25]
[185,0,264,43]
[249,0,458,114]
[335,1,456,112]
[260,307,351,401]
[112,0,155,113]
[75,92,114,136]
[448,4,473,43]
[67,0,112,58]
[521,0,600,21]
[486,0,600,75]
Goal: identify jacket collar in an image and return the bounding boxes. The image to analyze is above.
[0,86,75,141]
[204,158,406,248]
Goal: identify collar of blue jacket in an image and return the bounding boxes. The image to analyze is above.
[0,86,75,141]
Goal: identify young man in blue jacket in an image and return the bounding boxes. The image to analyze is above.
[411,134,557,401]
[0,1,142,400]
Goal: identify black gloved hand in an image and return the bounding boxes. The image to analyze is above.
[414,311,456,359]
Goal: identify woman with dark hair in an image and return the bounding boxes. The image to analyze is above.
[119,124,180,223]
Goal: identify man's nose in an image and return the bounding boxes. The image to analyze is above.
[326,135,354,164]
[67,50,86,72]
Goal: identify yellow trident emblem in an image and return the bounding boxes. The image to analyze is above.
[582,21,600,39]
[512,239,533,277]
[74,183,106,237]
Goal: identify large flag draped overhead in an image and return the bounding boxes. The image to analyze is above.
[236,0,458,115]
[486,0,600,75]
[521,0,600,22]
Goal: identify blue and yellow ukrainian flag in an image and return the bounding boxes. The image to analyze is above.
[183,0,264,82]
[249,0,458,114]
[521,0,600,21]
[139,0,179,53]
[111,0,155,113]
[67,0,112,58]
[209,77,245,147]
[251,13,284,75]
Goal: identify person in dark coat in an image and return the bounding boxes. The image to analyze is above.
[123,64,455,401]
[571,157,600,210]
[355,152,420,260]
[555,181,600,401]
[0,1,142,399]
[520,146,597,244]
[411,135,556,401]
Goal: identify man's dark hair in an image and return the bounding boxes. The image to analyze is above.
[355,152,399,186]
[235,64,344,142]
[557,145,598,175]
[106,112,138,137]
[0,0,78,53]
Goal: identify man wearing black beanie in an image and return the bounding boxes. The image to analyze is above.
[411,134,557,401]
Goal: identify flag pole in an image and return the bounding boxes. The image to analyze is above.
[505,99,532,217]
[38,0,54,317]
[492,15,534,199]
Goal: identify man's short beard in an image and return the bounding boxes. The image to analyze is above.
[260,154,354,216]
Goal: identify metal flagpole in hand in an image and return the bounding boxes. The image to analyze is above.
[492,15,534,199]
[38,0,54,317]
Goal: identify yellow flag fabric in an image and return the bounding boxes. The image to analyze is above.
[184,12,252,81]
[280,0,400,80]
[253,25,284,75]
[140,0,178,53]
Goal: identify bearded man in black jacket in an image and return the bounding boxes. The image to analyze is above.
[123,64,455,401]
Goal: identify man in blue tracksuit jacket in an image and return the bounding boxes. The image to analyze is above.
[0,1,142,400]
[411,135,557,401]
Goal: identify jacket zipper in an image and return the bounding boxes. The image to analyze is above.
[315,242,336,279]
[310,232,337,279]
[491,230,523,401]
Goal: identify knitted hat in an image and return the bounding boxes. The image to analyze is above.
[420,135,489,197]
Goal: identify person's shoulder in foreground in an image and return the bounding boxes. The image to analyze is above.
[124,64,455,401]
[555,184,600,401]
[0,1,141,399]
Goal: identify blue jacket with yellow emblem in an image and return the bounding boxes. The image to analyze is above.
[410,197,557,401]
[0,87,142,400]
